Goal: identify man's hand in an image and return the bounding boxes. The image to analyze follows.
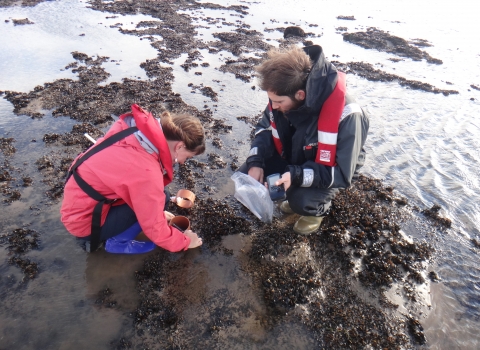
[276,171,292,191]
[185,230,203,248]
[248,166,264,183]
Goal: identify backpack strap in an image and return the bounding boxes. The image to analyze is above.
[67,127,138,252]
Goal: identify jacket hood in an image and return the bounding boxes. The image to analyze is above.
[304,45,338,112]
[121,104,174,185]
[286,45,338,127]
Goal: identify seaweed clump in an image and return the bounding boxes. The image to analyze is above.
[332,61,458,96]
[343,27,442,64]
[0,228,41,281]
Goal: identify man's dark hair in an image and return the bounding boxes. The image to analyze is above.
[255,46,311,99]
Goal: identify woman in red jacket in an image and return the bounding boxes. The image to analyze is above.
[60,104,205,254]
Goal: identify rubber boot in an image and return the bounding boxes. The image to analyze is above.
[280,200,295,214]
[105,222,155,254]
[105,238,156,254]
[293,216,324,235]
[112,221,142,242]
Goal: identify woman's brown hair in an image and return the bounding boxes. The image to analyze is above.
[255,46,311,98]
[160,112,206,155]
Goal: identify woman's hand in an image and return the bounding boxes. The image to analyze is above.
[276,171,292,191]
[164,210,175,222]
[184,230,203,249]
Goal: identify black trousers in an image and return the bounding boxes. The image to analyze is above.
[79,188,171,242]
[238,154,338,217]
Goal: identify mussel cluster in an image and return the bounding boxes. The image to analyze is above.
[218,56,263,83]
[8,256,38,280]
[94,287,117,308]
[262,262,319,308]
[332,60,458,96]
[244,173,435,347]
[317,175,434,291]
[1,228,40,254]
[190,198,252,247]
[306,282,409,348]
[250,222,306,261]
[34,154,72,199]
[0,138,23,203]
[1,228,40,281]
[0,137,16,156]
[206,153,227,169]
[422,204,452,228]
[342,28,443,64]
[212,28,271,61]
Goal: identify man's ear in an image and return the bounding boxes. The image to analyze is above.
[295,90,306,101]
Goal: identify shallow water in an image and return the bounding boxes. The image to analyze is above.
[1,0,480,349]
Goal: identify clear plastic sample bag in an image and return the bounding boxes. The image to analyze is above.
[230,172,273,223]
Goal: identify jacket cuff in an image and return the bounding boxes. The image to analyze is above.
[301,168,314,187]
[287,165,303,187]
[247,161,263,171]
[183,237,191,251]
[246,153,264,171]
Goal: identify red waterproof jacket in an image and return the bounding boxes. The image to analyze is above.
[60,105,190,252]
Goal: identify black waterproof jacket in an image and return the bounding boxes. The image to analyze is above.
[246,45,370,189]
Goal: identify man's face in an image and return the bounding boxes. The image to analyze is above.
[267,90,304,113]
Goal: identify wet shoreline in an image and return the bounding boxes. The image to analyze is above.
[0,0,466,349]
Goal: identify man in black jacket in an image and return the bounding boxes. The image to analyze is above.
[239,45,370,234]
